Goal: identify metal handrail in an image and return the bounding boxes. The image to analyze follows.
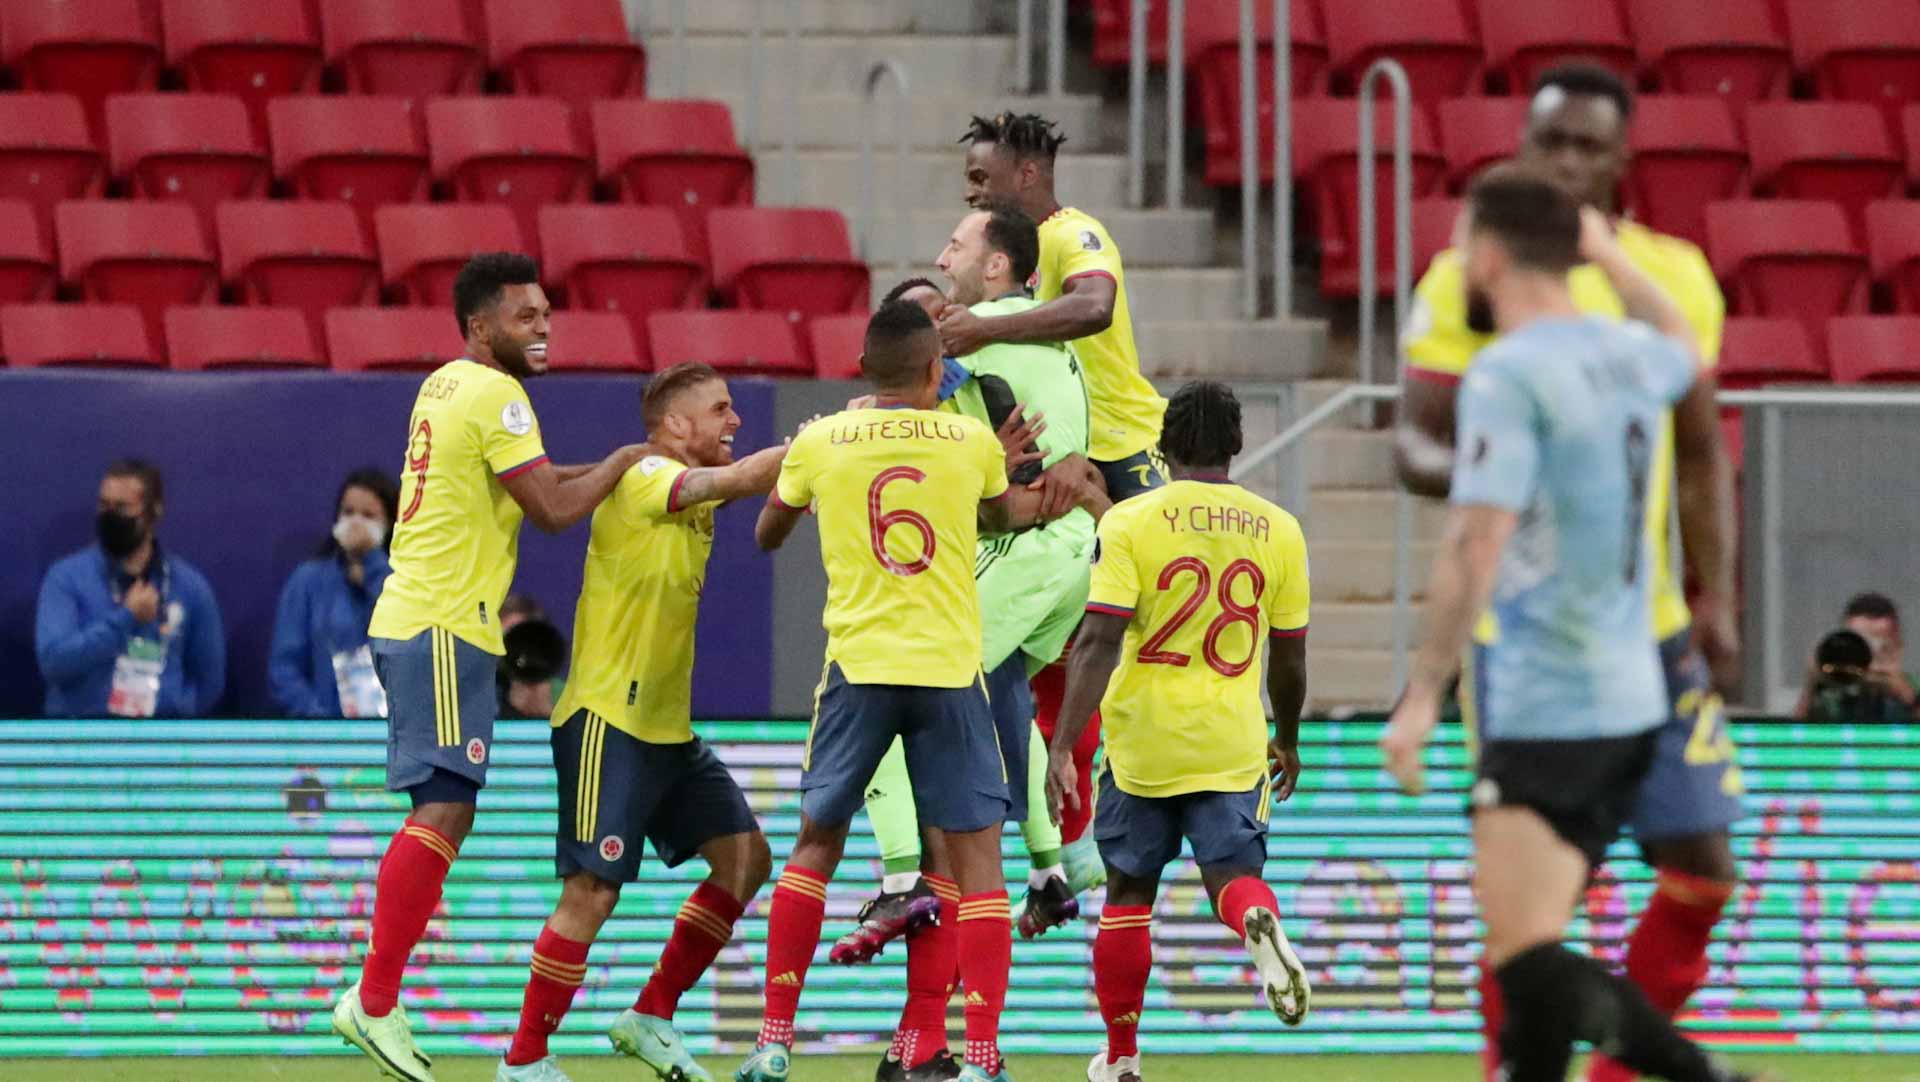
[1356,59,1414,395]
[1167,0,1186,210]
[1127,0,1148,208]
[670,0,688,97]
[745,0,801,201]
[783,0,799,203]
[1016,0,1067,95]
[1237,0,1259,318]
[1274,0,1292,317]
[860,60,913,278]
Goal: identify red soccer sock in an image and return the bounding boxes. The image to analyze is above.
[757,865,829,1049]
[1030,663,1101,844]
[1478,961,1505,1082]
[1094,905,1152,1061]
[1214,876,1278,938]
[1587,870,1734,1082]
[359,818,459,1017]
[957,891,1013,1074]
[636,881,745,1021]
[895,874,960,1069]
[505,927,590,1066]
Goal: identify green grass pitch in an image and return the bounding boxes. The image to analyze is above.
[11,1056,1912,1082]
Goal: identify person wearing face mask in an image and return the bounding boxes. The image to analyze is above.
[268,468,401,718]
[34,458,226,718]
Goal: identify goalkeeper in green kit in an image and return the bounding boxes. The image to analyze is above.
[834,202,1111,1082]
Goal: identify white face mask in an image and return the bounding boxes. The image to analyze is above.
[334,515,386,550]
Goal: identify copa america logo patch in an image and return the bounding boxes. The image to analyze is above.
[599,835,625,862]
[466,738,487,764]
[500,400,533,436]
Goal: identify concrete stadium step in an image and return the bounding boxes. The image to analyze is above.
[1306,428,1395,488]
[732,93,1111,153]
[766,150,1130,217]
[669,34,1021,105]
[1307,648,1396,709]
[1136,319,1327,381]
[634,0,930,35]
[1311,603,1425,651]
[1310,541,1434,602]
[1309,488,1447,542]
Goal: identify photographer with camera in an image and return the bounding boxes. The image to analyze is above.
[1794,592,1918,724]
[498,593,567,720]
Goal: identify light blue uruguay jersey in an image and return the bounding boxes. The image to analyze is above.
[1452,315,1698,741]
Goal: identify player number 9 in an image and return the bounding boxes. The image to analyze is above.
[867,466,935,576]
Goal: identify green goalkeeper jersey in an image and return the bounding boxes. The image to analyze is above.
[947,294,1092,479]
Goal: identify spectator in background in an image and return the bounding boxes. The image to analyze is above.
[1796,592,1918,723]
[498,593,567,719]
[268,468,401,717]
[35,459,225,717]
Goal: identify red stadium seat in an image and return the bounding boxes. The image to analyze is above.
[1706,200,1868,331]
[1186,0,1332,175]
[1716,316,1825,387]
[0,303,154,368]
[0,201,58,304]
[1091,0,1168,68]
[1411,197,1462,281]
[0,94,105,243]
[318,0,482,97]
[216,201,377,338]
[164,305,325,371]
[805,313,868,380]
[591,99,755,266]
[373,204,525,306]
[1322,0,1481,109]
[647,310,806,377]
[267,96,429,234]
[427,97,590,243]
[1437,97,1529,190]
[1625,96,1747,249]
[484,0,644,105]
[160,0,321,143]
[1478,0,1635,93]
[1866,201,1920,314]
[106,94,267,237]
[1,0,161,140]
[1787,0,1920,116]
[56,200,216,355]
[1626,0,1789,106]
[1826,315,1920,383]
[545,310,644,373]
[706,207,871,325]
[1291,97,1446,297]
[538,204,703,368]
[1745,101,1902,240]
[325,307,466,372]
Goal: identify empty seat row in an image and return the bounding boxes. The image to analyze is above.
[0,199,868,367]
[0,93,753,244]
[1720,315,1920,385]
[2,0,640,136]
[0,304,865,378]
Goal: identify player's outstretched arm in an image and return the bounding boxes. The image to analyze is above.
[675,444,789,508]
[936,274,1116,356]
[501,444,649,534]
[1393,377,1459,500]
[1673,372,1740,693]
[1266,634,1307,800]
[1045,611,1127,825]
[754,494,805,552]
[1579,207,1696,350]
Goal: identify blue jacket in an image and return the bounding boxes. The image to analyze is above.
[35,545,226,717]
[268,549,391,717]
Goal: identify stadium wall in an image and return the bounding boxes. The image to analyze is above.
[0,716,1913,1058]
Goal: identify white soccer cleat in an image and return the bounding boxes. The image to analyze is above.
[1087,1050,1143,1082]
[332,982,436,1082]
[1242,906,1311,1026]
[495,1055,573,1082]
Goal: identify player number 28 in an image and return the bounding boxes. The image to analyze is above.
[1138,557,1267,677]
[867,466,936,576]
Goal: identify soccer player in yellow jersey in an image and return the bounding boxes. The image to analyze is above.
[494,363,790,1082]
[334,253,648,1082]
[1392,65,1742,1082]
[741,301,1092,1082]
[1044,381,1313,1082]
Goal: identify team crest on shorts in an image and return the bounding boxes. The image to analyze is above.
[466,738,487,764]
[599,835,625,862]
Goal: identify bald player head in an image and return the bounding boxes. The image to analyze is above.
[860,300,945,409]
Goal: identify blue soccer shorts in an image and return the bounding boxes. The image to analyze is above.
[372,628,498,795]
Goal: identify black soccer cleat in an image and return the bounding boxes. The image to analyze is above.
[831,879,941,964]
[876,1053,905,1082]
[905,1050,962,1081]
[1016,876,1081,939]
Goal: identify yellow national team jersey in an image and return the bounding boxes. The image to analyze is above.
[551,453,714,743]
[369,359,547,655]
[1035,206,1166,463]
[1085,478,1310,799]
[1402,220,1724,642]
[775,406,1009,688]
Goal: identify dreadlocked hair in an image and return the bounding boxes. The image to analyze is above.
[959,111,1068,162]
[1159,381,1243,470]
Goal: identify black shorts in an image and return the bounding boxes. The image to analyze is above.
[1471,730,1659,868]
[552,709,759,883]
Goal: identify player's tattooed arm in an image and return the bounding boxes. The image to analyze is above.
[936,274,1115,355]
[1046,611,1128,825]
[503,444,650,533]
[1394,376,1459,500]
[1266,634,1307,800]
[674,445,788,508]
